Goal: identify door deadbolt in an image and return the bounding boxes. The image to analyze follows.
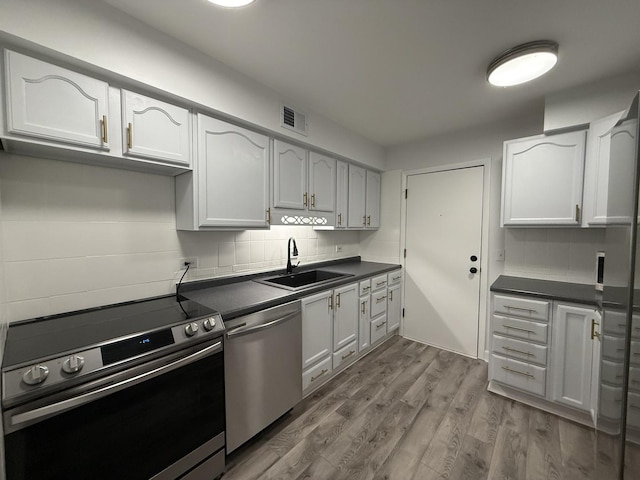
[470,255,478,262]
[469,267,478,274]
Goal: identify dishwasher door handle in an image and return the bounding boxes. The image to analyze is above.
[226,311,300,338]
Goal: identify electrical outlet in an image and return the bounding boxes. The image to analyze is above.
[495,249,505,262]
[179,257,198,269]
[335,245,343,253]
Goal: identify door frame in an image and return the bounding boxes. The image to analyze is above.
[400,158,492,360]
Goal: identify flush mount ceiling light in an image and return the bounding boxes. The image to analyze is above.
[207,0,255,7]
[487,40,559,87]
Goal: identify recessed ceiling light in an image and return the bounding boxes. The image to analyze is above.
[487,40,559,87]
[207,0,255,7]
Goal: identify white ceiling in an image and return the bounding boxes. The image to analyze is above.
[101,0,640,147]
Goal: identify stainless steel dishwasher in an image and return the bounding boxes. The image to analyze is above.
[224,300,302,453]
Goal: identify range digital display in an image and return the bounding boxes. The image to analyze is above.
[101,329,175,365]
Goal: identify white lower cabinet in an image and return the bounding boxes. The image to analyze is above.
[550,304,596,411]
[387,283,401,332]
[301,269,401,394]
[489,293,601,426]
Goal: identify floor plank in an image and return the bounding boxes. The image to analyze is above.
[224,338,598,480]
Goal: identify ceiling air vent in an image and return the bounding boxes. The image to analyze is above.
[280,104,308,136]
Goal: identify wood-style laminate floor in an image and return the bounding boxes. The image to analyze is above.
[223,336,608,480]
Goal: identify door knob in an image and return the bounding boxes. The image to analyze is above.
[470,255,478,262]
[469,267,478,274]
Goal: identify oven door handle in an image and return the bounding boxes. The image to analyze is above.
[226,311,299,338]
[9,341,222,429]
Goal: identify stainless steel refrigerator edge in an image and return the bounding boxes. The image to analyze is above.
[224,300,302,453]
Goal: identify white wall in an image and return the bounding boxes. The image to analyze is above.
[0,0,384,169]
[544,71,640,132]
[0,153,360,323]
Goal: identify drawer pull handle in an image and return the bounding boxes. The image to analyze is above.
[362,286,370,292]
[336,293,341,308]
[311,369,328,382]
[632,380,640,384]
[502,346,534,357]
[376,296,387,303]
[376,321,387,330]
[342,350,356,360]
[338,213,342,226]
[102,115,108,143]
[376,282,386,287]
[504,306,537,313]
[361,302,366,314]
[630,405,640,411]
[389,291,393,301]
[502,366,535,378]
[503,325,535,334]
[618,324,627,328]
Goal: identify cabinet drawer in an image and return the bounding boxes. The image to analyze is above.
[371,314,388,344]
[491,334,547,366]
[490,354,546,397]
[370,290,388,318]
[302,356,332,392]
[492,315,548,344]
[602,335,626,361]
[602,310,628,336]
[387,270,402,286]
[600,383,623,419]
[493,295,549,322]
[333,340,358,371]
[359,279,371,296]
[633,340,640,366]
[601,359,625,386]
[628,392,640,428]
[371,274,387,292]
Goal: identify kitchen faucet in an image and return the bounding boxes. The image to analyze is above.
[286,237,299,274]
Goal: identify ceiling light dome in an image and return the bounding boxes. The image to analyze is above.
[208,0,255,7]
[487,40,559,87]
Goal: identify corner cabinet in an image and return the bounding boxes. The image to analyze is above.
[348,165,380,229]
[501,130,587,226]
[176,114,270,230]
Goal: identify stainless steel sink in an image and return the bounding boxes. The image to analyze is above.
[254,270,352,291]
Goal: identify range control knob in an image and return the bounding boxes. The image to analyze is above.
[203,317,217,332]
[23,365,50,386]
[185,322,199,337]
[62,354,85,374]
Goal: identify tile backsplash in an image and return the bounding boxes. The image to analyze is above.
[0,153,359,323]
[504,228,605,284]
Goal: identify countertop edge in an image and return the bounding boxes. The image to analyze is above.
[490,275,602,308]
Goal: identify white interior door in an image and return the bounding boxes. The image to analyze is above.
[404,166,483,357]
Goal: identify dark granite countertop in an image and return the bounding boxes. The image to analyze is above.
[490,275,602,307]
[180,257,402,320]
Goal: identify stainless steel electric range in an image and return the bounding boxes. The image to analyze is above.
[1,295,225,480]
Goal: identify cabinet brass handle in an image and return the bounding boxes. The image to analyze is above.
[311,369,328,382]
[361,301,366,314]
[575,204,580,222]
[342,350,355,360]
[362,286,370,292]
[127,122,132,148]
[392,276,401,282]
[376,296,387,303]
[503,325,535,334]
[502,346,534,357]
[266,208,271,224]
[328,295,333,310]
[376,321,387,330]
[336,293,341,308]
[311,193,316,207]
[338,213,342,226]
[502,366,535,378]
[504,306,537,313]
[303,192,308,207]
[367,215,371,226]
[102,115,108,143]
[376,281,386,287]
[591,319,601,340]
[363,215,367,226]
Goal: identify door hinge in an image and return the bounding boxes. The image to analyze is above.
[404,249,407,258]
[402,308,405,317]
[405,189,408,199]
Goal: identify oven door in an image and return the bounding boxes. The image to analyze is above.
[4,338,225,480]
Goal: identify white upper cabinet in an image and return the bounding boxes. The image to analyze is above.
[348,165,367,228]
[501,130,587,226]
[365,170,381,228]
[309,152,336,212]
[196,114,270,229]
[273,140,307,210]
[605,119,638,225]
[4,49,109,150]
[121,90,190,166]
[335,160,349,228]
